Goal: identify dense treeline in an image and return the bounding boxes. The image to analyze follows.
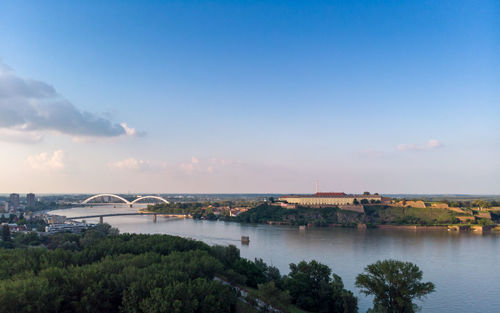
[235,204,361,226]
[0,225,358,313]
[146,202,206,216]
[146,200,256,220]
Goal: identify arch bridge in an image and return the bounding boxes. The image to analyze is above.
[82,194,169,206]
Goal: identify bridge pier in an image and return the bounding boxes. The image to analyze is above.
[99,216,103,224]
[153,214,157,223]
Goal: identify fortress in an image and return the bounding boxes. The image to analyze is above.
[278,192,385,206]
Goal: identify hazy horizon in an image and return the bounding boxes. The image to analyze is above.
[1,1,498,194]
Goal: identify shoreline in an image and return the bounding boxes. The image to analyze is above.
[141,208,500,234]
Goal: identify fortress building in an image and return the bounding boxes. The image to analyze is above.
[278,192,384,206]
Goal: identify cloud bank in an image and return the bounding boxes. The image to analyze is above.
[110,157,150,170]
[26,150,65,170]
[0,61,139,142]
[397,139,444,151]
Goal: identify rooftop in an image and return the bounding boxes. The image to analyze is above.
[280,192,381,198]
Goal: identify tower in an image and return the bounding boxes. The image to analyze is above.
[9,193,20,210]
[27,193,36,208]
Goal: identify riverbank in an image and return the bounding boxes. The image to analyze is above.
[141,203,500,234]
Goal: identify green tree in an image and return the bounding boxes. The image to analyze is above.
[256,281,291,312]
[1,224,11,242]
[472,200,491,210]
[355,259,435,313]
[284,260,357,313]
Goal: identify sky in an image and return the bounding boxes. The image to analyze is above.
[0,0,498,194]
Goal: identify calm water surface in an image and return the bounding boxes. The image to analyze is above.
[50,205,500,312]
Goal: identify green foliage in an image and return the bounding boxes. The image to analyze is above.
[1,224,11,242]
[235,204,351,226]
[255,281,291,312]
[284,260,357,313]
[210,244,240,267]
[232,258,266,288]
[365,206,458,225]
[147,202,205,215]
[355,259,435,313]
[235,204,290,224]
[238,202,464,227]
[139,278,237,313]
[13,232,41,247]
[0,230,240,313]
[472,200,491,209]
[0,225,360,313]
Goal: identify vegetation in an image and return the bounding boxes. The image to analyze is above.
[145,202,207,217]
[145,197,500,227]
[284,260,357,313]
[0,224,439,313]
[0,224,359,313]
[356,259,435,313]
[0,213,48,232]
[145,201,254,220]
[363,206,459,225]
[235,203,464,227]
[235,203,362,226]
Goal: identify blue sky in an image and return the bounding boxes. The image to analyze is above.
[0,0,498,193]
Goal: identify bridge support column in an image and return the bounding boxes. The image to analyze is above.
[99,216,103,224]
[153,214,157,223]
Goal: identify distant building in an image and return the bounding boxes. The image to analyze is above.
[9,193,20,210]
[27,193,36,208]
[45,222,92,234]
[279,192,385,206]
[0,201,8,212]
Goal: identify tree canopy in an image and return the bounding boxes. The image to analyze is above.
[284,260,358,313]
[355,259,435,313]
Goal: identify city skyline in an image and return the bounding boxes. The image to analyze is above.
[1,1,499,194]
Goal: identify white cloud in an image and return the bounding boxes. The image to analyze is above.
[0,60,141,142]
[26,150,65,170]
[397,139,444,151]
[110,158,150,170]
[426,139,443,149]
[180,162,195,173]
[397,143,421,151]
[0,129,43,144]
[120,122,145,137]
[179,157,245,174]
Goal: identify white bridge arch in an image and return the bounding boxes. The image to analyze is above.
[82,194,169,205]
[82,193,130,204]
[131,196,169,204]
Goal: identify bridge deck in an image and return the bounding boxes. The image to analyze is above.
[68,213,186,219]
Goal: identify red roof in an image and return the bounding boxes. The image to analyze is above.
[314,192,347,197]
[279,192,382,199]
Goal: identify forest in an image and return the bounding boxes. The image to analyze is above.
[0,224,358,313]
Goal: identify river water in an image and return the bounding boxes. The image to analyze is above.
[50,205,500,312]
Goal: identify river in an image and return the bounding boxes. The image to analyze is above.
[49,205,500,312]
